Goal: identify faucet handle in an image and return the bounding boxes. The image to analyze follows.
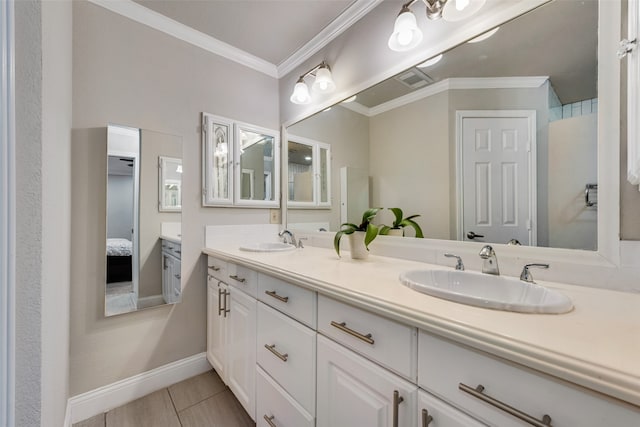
[297,237,308,248]
[444,253,465,271]
[520,263,550,283]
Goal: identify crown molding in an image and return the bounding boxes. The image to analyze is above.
[276,0,384,78]
[342,76,549,117]
[87,0,279,78]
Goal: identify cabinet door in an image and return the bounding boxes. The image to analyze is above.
[169,258,181,303]
[206,277,227,381]
[417,390,486,427]
[227,288,257,421]
[317,335,417,427]
[202,113,234,206]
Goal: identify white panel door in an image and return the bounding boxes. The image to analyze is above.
[459,112,535,245]
[317,335,417,427]
[227,287,257,421]
[206,277,228,381]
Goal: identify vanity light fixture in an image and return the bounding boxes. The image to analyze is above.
[467,26,499,43]
[417,53,443,68]
[388,0,486,52]
[289,61,336,105]
[342,95,357,103]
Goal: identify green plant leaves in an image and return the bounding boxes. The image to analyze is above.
[364,224,379,249]
[389,207,404,227]
[400,218,424,238]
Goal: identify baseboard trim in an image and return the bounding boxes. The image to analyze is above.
[65,352,210,426]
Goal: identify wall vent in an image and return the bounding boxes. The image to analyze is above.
[394,68,434,89]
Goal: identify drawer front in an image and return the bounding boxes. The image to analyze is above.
[258,273,317,328]
[257,303,316,415]
[318,295,417,381]
[207,256,227,282]
[163,240,181,259]
[227,262,258,297]
[256,367,314,427]
[418,330,640,427]
[418,389,486,427]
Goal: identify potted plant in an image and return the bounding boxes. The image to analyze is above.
[379,208,424,238]
[334,208,382,259]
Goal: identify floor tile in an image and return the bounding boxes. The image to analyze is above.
[73,413,105,427]
[168,369,227,411]
[178,389,254,427]
[105,389,180,427]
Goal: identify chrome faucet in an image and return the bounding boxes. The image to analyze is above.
[520,263,550,283]
[278,229,297,247]
[479,245,500,275]
[444,253,465,271]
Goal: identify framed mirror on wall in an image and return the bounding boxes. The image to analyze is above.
[286,0,601,251]
[105,125,182,316]
[202,112,280,208]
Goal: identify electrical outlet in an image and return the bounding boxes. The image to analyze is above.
[269,209,281,224]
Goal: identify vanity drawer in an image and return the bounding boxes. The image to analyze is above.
[207,256,227,282]
[318,295,417,381]
[163,240,182,259]
[257,302,316,415]
[418,389,486,427]
[256,366,314,427]
[227,262,258,297]
[258,273,317,328]
[418,330,640,427]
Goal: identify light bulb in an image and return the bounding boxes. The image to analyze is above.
[312,65,336,94]
[456,0,470,11]
[388,8,423,52]
[290,79,311,104]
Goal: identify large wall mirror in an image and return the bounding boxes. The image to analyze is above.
[286,0,600,251]
[106,125,182,316]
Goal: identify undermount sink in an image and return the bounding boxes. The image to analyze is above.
[239,242,296,252]
[399,269,573,314]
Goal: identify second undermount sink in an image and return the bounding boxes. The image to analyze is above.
[239,242,296,252]
[399,269,573,314]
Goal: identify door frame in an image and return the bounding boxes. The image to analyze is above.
[455,110,537,245]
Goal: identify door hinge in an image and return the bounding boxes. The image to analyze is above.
[618,38,637,59]
[526,219,532,230]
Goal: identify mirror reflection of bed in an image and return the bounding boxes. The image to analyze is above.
[105,125,183,316]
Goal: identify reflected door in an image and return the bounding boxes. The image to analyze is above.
[459,112,536,245]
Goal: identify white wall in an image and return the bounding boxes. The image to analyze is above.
[70,1,279,395]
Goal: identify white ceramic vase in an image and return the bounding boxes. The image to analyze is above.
[386,228,404,237]
[348,231,369,260]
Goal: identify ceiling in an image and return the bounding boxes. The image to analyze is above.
[355,0,598,108]
[133,0,357,66]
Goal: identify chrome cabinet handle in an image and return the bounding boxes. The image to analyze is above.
[229,274,246,283]
[459,383,552,427]
[263,415,277,427]
[217,287,223,315]
[392,390,404,427]
[265,290,289,303]
[330,321,374,345]
[421,409,433,427]
[174,274,181,279]
[223,290,230,317]
[264,344,288,362]
[208,265,220,271]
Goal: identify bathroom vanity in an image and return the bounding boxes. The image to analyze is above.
[203,244,640,427]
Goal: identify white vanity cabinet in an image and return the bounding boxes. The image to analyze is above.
[418,330,640,427]
[161,239,181,303]
[417,389,487,427]
[206,256,256,421]
[317,335,418,427]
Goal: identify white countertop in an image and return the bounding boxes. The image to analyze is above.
[160,235,181,244]
[202,244,640,408]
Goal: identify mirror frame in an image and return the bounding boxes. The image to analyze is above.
[282,0,621,269]
[287,134,332,209]
[158,156,182,212]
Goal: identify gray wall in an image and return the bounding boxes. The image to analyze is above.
[15,0,73,425]
[70,1,279,395]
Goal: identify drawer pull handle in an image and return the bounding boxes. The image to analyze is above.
[208,265,220,271]
[330,321,375,345]
[263,415,277,427]
[229,274,246,283]
[459,383,552,427]
[392,390,404,427]
[217,287,224,316]
[265,290,289,303]
[264,344,288,362]
[421,409,433,426]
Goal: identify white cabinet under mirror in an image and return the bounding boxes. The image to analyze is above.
[202,112,280,208]
[105,125,182,317]
[287,134,331,208]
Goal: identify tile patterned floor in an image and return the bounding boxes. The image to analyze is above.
[73,370,254,427]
